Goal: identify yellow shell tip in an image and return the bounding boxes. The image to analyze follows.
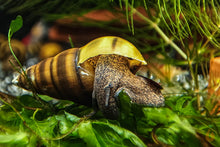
[79,36,147,65]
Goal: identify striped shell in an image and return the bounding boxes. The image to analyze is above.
[18,48,94,106]
[16,36,147,106]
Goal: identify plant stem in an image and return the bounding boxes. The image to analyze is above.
[132,8,187,60]
[195,48,200,110]
[68,35,74,48]
[49,110,96,140]
[8,29,50,108]
[202,28,218,49]
[8,29,24,70]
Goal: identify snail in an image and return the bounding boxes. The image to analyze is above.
[15,36,164,119]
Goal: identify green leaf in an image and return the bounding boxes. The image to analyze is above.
[77,121,100,147]
[142,107,201,146]
[25,113,58,139]
[0,132,29,147]
[55,111,80,134]
[19,95,44,108]
[117,90,144,130]
[76,121,147,147]
[166,96,198,115]
[37,94,55,102]
[8,15,23,38]
[118,90,133,119]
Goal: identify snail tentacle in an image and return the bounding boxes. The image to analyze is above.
[104,83,113,107]
[92,90,98,109]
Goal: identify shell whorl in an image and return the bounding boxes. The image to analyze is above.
[17,48,94,106]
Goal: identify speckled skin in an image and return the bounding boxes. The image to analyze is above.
[93,54,164,119]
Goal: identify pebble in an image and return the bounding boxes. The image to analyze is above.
[0,59,37,97]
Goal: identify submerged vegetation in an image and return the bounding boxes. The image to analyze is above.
[0,0,220,146]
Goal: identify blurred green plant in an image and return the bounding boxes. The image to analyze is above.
[116,0,220,111]
[1,90,220,146]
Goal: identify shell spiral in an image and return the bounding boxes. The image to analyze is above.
[17,48,95,106]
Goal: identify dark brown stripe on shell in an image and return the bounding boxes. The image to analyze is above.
[39,60,46,82]
[26,68,31,79]
[50,58,62,97]
[26,68,33,88]
[111,37,118,50]
[38,60,48,94]
[33,64,41,92]
[56,50,74,99]
[55,52,66,98]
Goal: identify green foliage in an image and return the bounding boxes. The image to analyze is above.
[142,108,200,146]
[0,0,118,21]
[0,132,30,147]
[2,0,220,59]
[0,94,147,147]
[1,93,220,146]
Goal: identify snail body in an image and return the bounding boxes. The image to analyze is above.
[93,54,164,119]
[16,36,164,119]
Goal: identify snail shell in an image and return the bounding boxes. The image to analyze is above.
[17,48,95,106]
[16,36,148,109]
